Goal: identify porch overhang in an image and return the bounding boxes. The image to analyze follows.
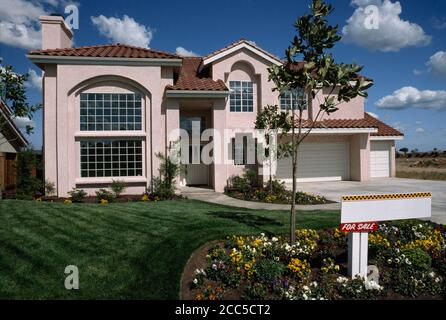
[370,135,404,141]
[165,90,229,98]
[297,127,378,134]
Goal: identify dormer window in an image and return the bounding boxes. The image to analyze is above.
[229,81,253,112]
[280,88,307,111]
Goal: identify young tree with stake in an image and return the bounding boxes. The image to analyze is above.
[267,0,372,244]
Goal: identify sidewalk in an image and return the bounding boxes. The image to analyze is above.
[180,187,340,211]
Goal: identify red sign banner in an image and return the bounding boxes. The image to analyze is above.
[340,221,378,232]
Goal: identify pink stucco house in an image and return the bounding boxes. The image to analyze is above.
[28,16,403,197]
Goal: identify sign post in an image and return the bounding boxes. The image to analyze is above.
[340,192,432,278]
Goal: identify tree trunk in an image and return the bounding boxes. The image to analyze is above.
[269,155,273,194]
[290,112,296,244]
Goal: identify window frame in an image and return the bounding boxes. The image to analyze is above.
[79,93,142,132]
[79,139,144,178]
[229,80,254,112]
[279,88,308,111]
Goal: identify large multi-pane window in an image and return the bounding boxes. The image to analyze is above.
[280,88,307,110]
[80,140,143,177]
[229,81,253,112]
[80,93,142,131]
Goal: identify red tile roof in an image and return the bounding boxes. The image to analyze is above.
[293,113,403,136]
[166,57,228,91]
[28,44,180,59]
[364,112,403,136]
[203,39,283,64]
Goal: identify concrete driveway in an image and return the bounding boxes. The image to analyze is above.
[292,178,446,225]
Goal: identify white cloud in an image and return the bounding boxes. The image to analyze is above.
[13,116,35,130]
[431,17,446,30]
[0,0,77,50]
[25,69,43,91]
[366,111,379,118]
[91,15,153,48]
[392,121,408,132]
[175,47,198,57]
[415,127,425,133]
[415,120,422,125]
[426,51,446,77]
[413,69,423,76]
[0,0,46,49]
[342,0,431,52]
[376,86,446,110]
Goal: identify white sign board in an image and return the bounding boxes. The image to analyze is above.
[341,192,432,223]
[340,192,432,279]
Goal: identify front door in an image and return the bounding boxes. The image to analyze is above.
[185,144,209,186]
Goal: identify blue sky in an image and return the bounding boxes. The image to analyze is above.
[1,0,445,151]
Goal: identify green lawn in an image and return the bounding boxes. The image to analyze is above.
[0,199,339,299]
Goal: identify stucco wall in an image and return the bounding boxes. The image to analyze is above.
[211,48,280,129]
[349,133,371,181]
[44,63,169,196]
[312,87,365,120]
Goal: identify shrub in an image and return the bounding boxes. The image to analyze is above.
[44,180,56,197]
[254,259,286,284]
[243,169,259,188]
[243,283,269,300]
[16,149,43,198]
[110,179,126,198]
[402,248,432,271]
[95,189,114,203]
[229,176,251,194]
[149,153,180,199]
[295,191,328,205]
[265,179,287,194]
[67,188,87,203]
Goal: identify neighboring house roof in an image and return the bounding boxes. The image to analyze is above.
[28,44,180,59]
[166,57,228,91]
[0,99,29,150]
[294,113,403,137]
[203,39,283,66]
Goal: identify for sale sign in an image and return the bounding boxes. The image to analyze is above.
[340,221,378,232]
[340,192,432,279]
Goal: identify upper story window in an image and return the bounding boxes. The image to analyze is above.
[280,88,307,111]
[80,93,142,131]
[229,81,253,112]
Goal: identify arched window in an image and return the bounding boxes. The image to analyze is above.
[80,92,142,131]
[280,88,307,111]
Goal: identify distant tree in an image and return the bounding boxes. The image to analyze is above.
[0,66,41,141]
[399,147,408,157]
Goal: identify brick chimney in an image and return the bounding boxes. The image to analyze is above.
[40,15,73,50]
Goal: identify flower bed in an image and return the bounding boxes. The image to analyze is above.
[184,221,445,300]
[226,189,330,205]
[225,171,330,205]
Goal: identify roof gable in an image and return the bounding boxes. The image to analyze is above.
[202,39,283,66]
[0,100,28,150]
[166,57,228,92]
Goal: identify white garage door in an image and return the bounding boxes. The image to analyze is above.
[370,141,390,178]
[276,142,349,182]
